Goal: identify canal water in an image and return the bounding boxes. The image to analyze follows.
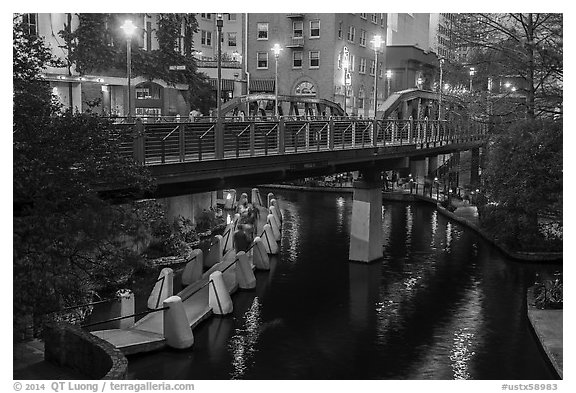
[127,189,560,380]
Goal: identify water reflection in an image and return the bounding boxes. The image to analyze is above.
[229,297,262,379]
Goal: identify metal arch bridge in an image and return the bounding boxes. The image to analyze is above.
[107,91,486,197]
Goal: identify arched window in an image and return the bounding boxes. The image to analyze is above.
[294,81,317,96]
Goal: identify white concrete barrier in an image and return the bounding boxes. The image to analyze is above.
[147,268,174,309]
[236,251,256,290]
[251,188,263,207]
[182,249,203,286]
[256,206,268,234]
[110,289,134,329]
[224,189,237,210]
[261,224,279,254]
[209,271,233,315]
[267,192,275,208]
[252,237,270,270]
[162,296,194,349]
[271,199,282,222]
[270,202,282,226]
[205,235,223,268]
[267,213,281,241]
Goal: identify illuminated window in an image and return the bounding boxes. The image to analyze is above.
[22,13,38,35]
[347,26,355,42]
[201,30,212,46]
[309,51,320,68]
[257,52,268,69]
[295,81,316,96]
[257,23,269,40]
[227,32,237,47]
[293,21,303,37]
[310,20,320,38]
[293,51,303,68]
[359,57,366,74]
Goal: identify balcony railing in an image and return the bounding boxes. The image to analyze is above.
[286,36,304,48]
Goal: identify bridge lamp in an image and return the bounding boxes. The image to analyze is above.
[271,43,283,118]
[370,35,383,118]
[120,19,137,120]
[469,67,476,92]
[385,69,392,98]
[216,14,224,120]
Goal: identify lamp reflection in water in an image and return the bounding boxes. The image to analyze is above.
[229,297,262,379]
[336,196,345,230]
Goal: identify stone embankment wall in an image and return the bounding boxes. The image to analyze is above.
[43,322,128,379]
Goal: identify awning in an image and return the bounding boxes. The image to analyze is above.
[209,79,235,91]
[249,79,275,92]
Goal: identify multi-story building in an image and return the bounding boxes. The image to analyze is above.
[245,13,387,117]
[194,13,246,103]
[429,13,458,61]
[20,13,193,118]
[385,13,439,93]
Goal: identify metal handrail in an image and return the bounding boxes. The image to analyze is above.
[235,124,252,157]
[52,298,118,313]
[161,125,180,142]
[81,306,169,328]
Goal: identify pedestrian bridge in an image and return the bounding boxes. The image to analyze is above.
[105,89,486,197]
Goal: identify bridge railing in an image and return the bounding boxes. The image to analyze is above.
[119,117,486,165]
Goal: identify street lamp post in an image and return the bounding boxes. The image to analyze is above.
[386,70,392,98]
[271,44,282,118]
[216,14,224,120]
[469,67,475,92]
[438,58,444,120]
[342,46,349,116]
[121,20,137,120]
[371,35,383,118]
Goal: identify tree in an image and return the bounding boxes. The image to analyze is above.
[452,13,563,120]
[60,13,210,104]
[13,16,155,338]
[478,119,562,251]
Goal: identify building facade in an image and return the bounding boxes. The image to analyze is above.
[385,13,439,93]
[21,13,192,119]
[194,13,246,103]
[245,13,387,117]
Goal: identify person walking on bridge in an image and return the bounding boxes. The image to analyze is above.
[233,224,251,253]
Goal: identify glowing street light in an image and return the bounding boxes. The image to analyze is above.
[271,43,283,118]
[469,67,476,92]
[386,69,392,98]
[120,19,137,119]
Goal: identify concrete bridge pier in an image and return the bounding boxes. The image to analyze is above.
[409,157,429,184]
[349,169,383,263]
